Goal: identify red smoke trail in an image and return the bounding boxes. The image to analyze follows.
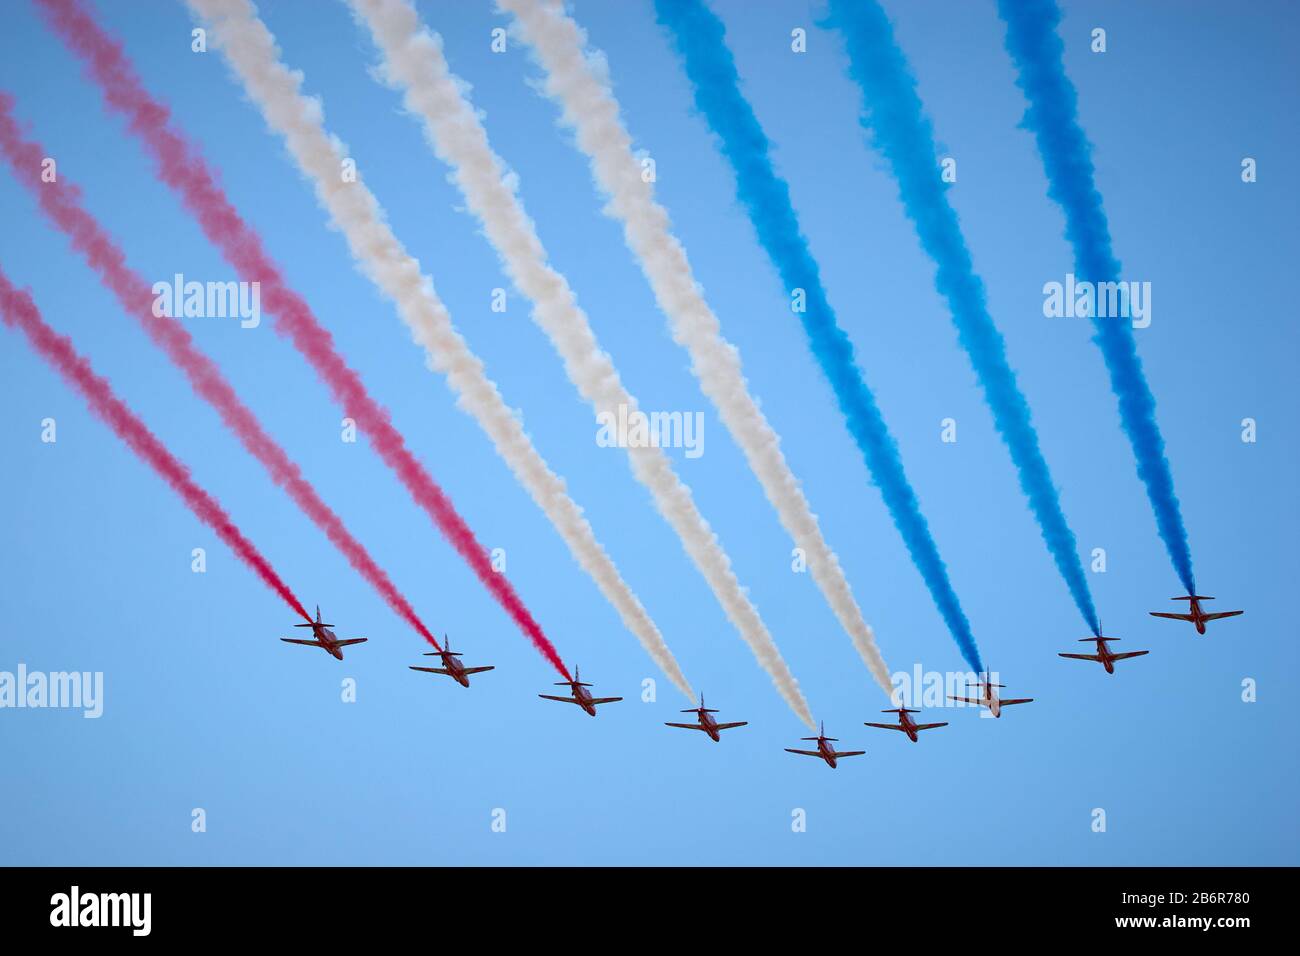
[35,0,570,678]
[0,95,441,653]
[0,266,311,622]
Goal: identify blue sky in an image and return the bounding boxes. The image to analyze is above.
[0,0,1295,865]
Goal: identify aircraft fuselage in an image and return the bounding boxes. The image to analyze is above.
[817,739,838,768]
[573,686,598,716]
[1188,598,1209,634]
[312,626,344,660]
[898,713,920,741]
[443,656,470,687]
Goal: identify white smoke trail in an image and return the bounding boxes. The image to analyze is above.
[498,0,894,696]
[184,0,698,702]
[343,0,814,726]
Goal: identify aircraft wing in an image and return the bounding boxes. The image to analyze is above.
[462,666,496,675]
[588,697,623,706]
[280,638,322,647]
[713,721,748,731]
[1150,612,1195,622]
[410,666,452,675]
[830,750,866,759]
[1112,651,1150,661]
[913,722,948,731]
[948,695,983,705]
[863,721,905,731]
[784,748,823,758]
[1000,698,1034,706]
[335,638,368,647]
[665,722,705,731]
[1058,653,1103,662]
[538,694,579,704]
[1203,610,1244,622]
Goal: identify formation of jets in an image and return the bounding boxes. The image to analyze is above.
[277,590,1242,766]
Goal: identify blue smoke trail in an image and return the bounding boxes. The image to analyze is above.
[654,0,984,672]
[816,0,1102,634]
[997,0,1196,594]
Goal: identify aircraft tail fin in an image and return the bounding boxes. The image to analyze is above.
[296,606,332,626]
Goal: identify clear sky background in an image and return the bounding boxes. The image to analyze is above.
[1,0,1295,865]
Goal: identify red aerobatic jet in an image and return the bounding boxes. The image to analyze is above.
[1149,595,1243,635]
[408,636,494,688]
[784,722,865,769]
[1058,633,1149,674]
[864,707,948,742]
[948,675,1033,718]
[664,695,748,742]
[538,667,622,716]
[279,605,368,661]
